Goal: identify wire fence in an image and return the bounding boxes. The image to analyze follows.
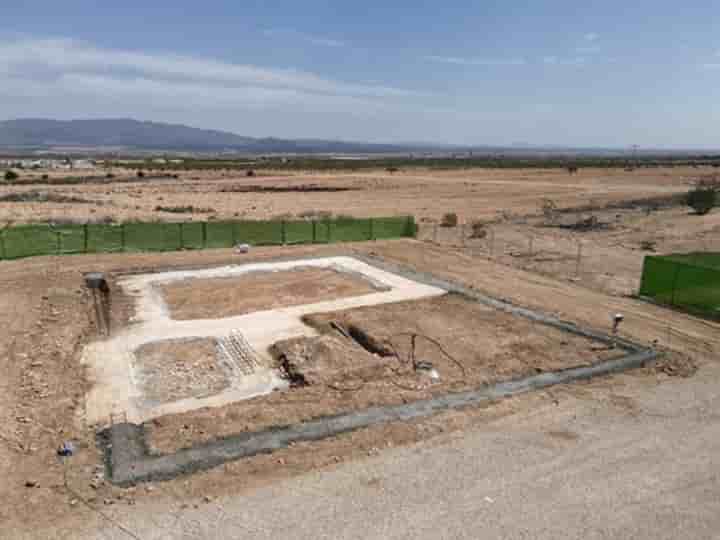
[639,253,720,320]
[0,216,416,261]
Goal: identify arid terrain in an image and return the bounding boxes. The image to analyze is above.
[1,165,718,538]
[0,165,706,225]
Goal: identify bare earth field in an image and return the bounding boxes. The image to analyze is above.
[1,165,719,539]
[146,294,617,454]
[0,165,706,225]
[159,267,378,320]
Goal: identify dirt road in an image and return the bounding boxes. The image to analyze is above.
[32,356,720,539]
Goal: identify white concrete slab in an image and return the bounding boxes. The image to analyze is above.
[81,256,446,426]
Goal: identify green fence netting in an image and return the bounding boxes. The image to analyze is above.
[640,253,720,320]
[0,216,415,261]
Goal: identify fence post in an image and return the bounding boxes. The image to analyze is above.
[83,224,89,253]
[202,222,207,248]
[575,241,582,277]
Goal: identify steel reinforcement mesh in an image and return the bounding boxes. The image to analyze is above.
[0,216,416,261]
[639,253,720,319]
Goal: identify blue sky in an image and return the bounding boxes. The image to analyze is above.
[1,1,719,147]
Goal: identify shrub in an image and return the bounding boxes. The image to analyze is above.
[540,198,558,224]
[687,181,718,215]
[440,212,458,228]
[4,170,18,181]
[640,239,657,251]
[469,220,488,238]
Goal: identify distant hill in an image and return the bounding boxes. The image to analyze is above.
[0,118,422,154]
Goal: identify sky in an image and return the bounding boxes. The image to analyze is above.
[1,1,719,148]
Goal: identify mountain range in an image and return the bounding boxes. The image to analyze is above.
[0,118,430,154]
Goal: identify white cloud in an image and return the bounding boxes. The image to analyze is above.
[424,55,526,66]
[262,29,346,48]
[0,37,414,99]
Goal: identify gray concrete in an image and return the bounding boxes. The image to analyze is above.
[46,360,720,540]
[105,349,657,486]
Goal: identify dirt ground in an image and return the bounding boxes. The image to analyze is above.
[159,267,378,320]
[146,293,618,454]
[419,203,720,298]
[0,174,718,536]
[0,165,704,225]
[133,338,230,406]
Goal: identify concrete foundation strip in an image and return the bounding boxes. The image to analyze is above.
[102,254,661,486]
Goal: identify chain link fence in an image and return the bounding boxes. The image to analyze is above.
[0,216,416,261]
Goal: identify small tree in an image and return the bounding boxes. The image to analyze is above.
[687,181,718,215]
[4,170,18,181]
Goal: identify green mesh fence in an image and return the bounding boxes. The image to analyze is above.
[0,216,416,261]
[640,253,720,320]
[179,222,205,249]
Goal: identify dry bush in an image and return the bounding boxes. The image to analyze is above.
[541,198,559,224]
[440,212,458,227]
[469,220,488,239]
[640,239,657,251]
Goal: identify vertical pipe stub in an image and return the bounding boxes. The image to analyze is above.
[84,272,108,291]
